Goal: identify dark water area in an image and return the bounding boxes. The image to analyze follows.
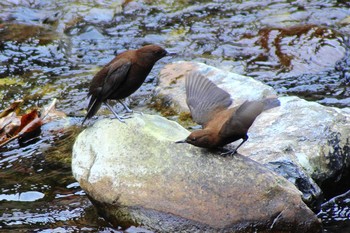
[318,190,350,233]
[0,0,350,232]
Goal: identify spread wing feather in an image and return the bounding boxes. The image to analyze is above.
[185,72,232,126]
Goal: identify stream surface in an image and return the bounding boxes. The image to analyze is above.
[0,0,350,232]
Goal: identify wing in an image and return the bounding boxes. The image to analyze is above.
[83,58,132,123]
[219,98,280,138]
[218,101,264,139]
[99,58,132,99]
[234,98,280,125]
[185,71,232,126]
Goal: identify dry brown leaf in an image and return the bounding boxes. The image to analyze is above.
[18,117,43,137]
[0,112,19,133]
[18,109,40,132]
[0,112,21,144]
[0,100,53,148]
[0,112,43,148]
[0,99,23,118]
[0,112,21,138]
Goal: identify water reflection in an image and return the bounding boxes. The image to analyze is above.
[0,191,45,202]
[318,190,350,233]
[0,124,88,230]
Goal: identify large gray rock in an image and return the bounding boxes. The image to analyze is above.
[72,115,321,232]
[155,61,277,113]
[156,61,350,209]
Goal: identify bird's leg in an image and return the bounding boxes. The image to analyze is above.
[220,135,248,156]
[104,101,126,123]
[118,100,133,113]
[230,136,248,155]
[118,99,144,116]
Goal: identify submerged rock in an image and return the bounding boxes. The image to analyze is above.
[156,61,350,210]
[72,115,321,232]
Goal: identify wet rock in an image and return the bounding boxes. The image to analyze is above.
[156,61,350,209]
[77,26,105,40]
[0,23,57,44]
[155,61,276,114]
[266,159,322,210]
[72,115,321,233]
[6,7,58,25]
[83,8,115,24]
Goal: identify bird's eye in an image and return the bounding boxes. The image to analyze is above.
[191,137,196,141]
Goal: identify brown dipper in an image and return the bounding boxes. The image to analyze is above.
[82,44,168,124]
[176,72,280,155]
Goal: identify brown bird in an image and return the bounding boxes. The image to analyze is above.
[82,44,169,124]
[176,72,280,155]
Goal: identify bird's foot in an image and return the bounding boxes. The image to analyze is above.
[220,137,247,157]
[112,113,134,123]
[121,114,133,119]
[219,148,238,157]
[117,114,135,123]
[134,110,144,116]
[123,110,144,116]
[124,108,133,114]
[113,115,126,123]
[113,112,142,123]
[105,102,128,123]
[117,100,133,113]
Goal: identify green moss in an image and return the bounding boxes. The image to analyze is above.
[44,125,82,168]
[28,83,64,101]
[88,197,136,229]
[149,96,177,117]
[148,95,197,128]
[0,77,25,86]
[0,23,57,45]
[169,26,189,37]
[178,111,191,122]
[177,111,197,128]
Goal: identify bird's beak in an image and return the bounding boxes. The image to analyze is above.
[166,50,177,57]
[175,139,187,144]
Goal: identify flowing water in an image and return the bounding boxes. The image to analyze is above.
[0,0,350,232]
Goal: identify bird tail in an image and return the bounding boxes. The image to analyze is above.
[262,97,280,111]
[81,97,102,125]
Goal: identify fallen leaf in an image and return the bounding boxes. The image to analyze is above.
[18,115,43,136]
[0,112,21,141]
[19,109,40,132]
[0,99,23,118]
[0,98,58,148]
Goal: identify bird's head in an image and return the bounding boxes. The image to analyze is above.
[136,44,169,64]
[176,129,213,148]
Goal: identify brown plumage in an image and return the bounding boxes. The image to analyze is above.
[82,44,168,124]
[176,72,280,155]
